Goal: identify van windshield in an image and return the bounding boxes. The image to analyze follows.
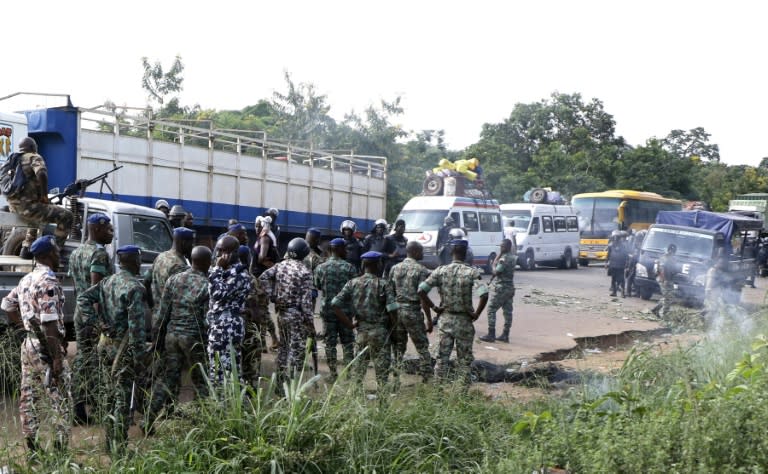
[397,210,447,232]
[643,228,714,259]
[502,210,531,231]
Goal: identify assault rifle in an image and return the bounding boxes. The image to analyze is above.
[50,165,123,204]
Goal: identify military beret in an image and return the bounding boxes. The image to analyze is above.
[329,238,346,247]
[116,245,141,255]
[307,227,321,236]
[361,251,383,260]
[30,235,56,256]
[228,223,246,233]
[87,213,110,225]
[450,239,469,248]
[173,227,195,239]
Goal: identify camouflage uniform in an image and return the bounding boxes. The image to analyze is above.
[1,264,70,446]
[332,273,393,388]
[486,253,516,338]
[6,152,73,245]
[304,247,327,274]
[78,269,149,451]
[419,262,488,385]
[386,257,433,379]
[260,259,314,380]
[149,250,189,336]
[68,241,112,413]
[207,263,252,384]
[656,253,677,319]
[241,272,271,385]
[314,256,358,377]
[147,268,209,421]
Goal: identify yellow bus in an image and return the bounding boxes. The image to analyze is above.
[571,190,682,265]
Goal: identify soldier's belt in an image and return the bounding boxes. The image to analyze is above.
[275,304,301,312]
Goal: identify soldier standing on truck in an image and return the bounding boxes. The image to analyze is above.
[653,244,678,319]
[2,236,70,455]
[7,137,74,252]
[69,213,114,425]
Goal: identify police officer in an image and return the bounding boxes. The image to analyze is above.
[340,220,364,272]
[448,228,475,265]
[2,235,70,454]
[148,227,195,341]
[418,239,489,386]
[78,245,149,453]
[154,199,171,218]
[8,137,74,251]
[333,251,395,392]
[479,239,516,343]
[314,238,358,380]
[69,212,114,425]
[259,238,315,385]
[607,231,629,297]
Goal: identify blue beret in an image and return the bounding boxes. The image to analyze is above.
[30,235,56,256]
[173,227,195,239]
[361,251,383,260]
[87,213,110,225]
[116,245,141,255]
[450,239,469,248]
[228,223,246,232]
[329,238,346,247]
[307,227,321,236]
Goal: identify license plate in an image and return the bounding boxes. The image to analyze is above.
[588,252,596,258]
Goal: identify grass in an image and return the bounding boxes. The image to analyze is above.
[3,306,768,472]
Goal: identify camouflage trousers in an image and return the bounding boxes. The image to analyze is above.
[9,198,74,245]
[148,332,208,420]
[392,305,432,379]
[242,318,264,385]
[20,337,71,443]
[487,284,514,334]
[276,308,311,379]
[71,315,100,410]
[321,311,355,377]
[658,282,675,319]
[207,310,244,385]
[99,349,138,453]
[436,312,475,386]
[355,322,392,389]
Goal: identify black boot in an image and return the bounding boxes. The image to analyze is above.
[496,327,510,343]
[74,401,92,425]
[26,436,39,453]
[479,330,496,343]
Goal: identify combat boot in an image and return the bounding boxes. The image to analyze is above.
[74,401,92,425]
[496,327,510,343]
[479,330,496,343]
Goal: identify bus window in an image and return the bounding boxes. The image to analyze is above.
[542,216,553,233]
[480,212,502,232]
[530,217,540,235]
[554,216,566,232]
[463,211,479,232]
[566,216,578,231]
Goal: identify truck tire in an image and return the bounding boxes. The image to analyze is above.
[639,286,653,300]
[2,228,27,256]
[521,249,535,270]
[530,188,548,204]
[423,175,444,196]
[485,252,496,275]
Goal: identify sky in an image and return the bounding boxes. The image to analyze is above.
[4,1,767,166]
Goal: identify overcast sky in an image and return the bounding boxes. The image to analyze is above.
[5,1,767,165]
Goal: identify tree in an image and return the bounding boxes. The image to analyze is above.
[141,55,185,107]
[270,72,336,148]
[615,139,694,198]
[661,127,720,163]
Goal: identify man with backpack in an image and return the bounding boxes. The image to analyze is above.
[3,137,73,251]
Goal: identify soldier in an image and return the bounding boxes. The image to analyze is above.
[1,236,70,454]
[182,212,195,229]
[418,239,489,386]
[606,231,629,297]
[259,238,315,385]
[207,236,253,385]
[149,227,194,341]
[340,220,364,272]
[304,227,328,274]
[333,251,395,391]
[228,223,249,246]
[145,246,212,432]
[653,243,678,319]
[386,241,434,382]
[7,137,73,251]
[78,245,149,453]
[363,219,394,277]
[479,239,516,343]
[69,212,114,425]
[314,238,358,380]
[437,216,457,266]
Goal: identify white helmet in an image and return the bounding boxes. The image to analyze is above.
[449,228,466,239]
[375,218,388,228]
[340,220,357,232]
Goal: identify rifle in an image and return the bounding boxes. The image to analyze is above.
[28,318,55,386]
[50,165,124,204]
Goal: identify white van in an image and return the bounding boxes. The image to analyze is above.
[500,203,580,270]
[396,196,504,271]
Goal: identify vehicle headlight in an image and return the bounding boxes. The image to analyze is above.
[635,263,648,278]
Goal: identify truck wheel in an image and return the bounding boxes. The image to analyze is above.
[485,252,496,275]
[521,249,535,270]
[423,175,444,196]
[639,286,653,300]
[2,228,27,256]
[560,249,574,269]
[578,258,589,267]
[530,188,548,204]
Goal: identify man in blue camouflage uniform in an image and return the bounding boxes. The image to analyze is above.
[148,227,194,341]
[260,238,315,384]
[68,212,114,425]
[479,239,517,343]
[145,246,212,431]
[419,239,488,386]
[333,251,395,391]
[207,236,253,385]
[2,236,70,454]
[386,241,434,382]
[78,245,149,453]
[314,238,358,380]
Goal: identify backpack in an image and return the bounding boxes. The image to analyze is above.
[0,152,28,197]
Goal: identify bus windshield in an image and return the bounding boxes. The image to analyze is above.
[572,197,621,238]
[397,210,447,232]
[502,210,531,231]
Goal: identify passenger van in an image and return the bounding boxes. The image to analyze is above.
[500,203,580,270]
[396,196,504,271]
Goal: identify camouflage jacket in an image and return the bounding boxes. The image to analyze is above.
[208,263,253,318]
[332,273,391,326]
[69,240,113,296]
[386,257,430,309]
[259,259,313,316]
[6,152,46,203]
[150,249,189,316]
[314,256,358,315]
[419,261,488,314]
[157,268,209,338]
[492,253,516,286]
[304,247,327,274]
